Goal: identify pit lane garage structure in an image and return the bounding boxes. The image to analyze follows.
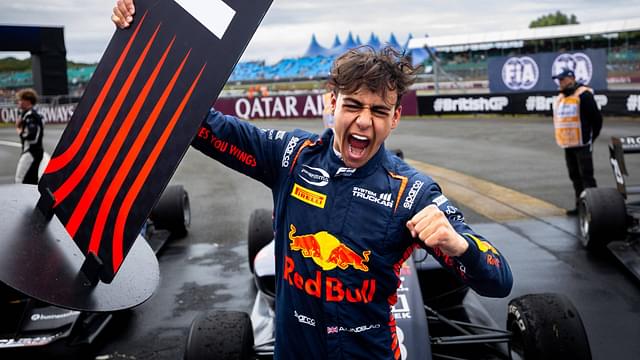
[0,25,69,96]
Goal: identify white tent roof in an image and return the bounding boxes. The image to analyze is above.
[408,17,640,50]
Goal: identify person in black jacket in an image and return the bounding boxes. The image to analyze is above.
[15,88,44,185]
[552,69,603,215]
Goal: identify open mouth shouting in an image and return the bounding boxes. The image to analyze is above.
[331,87,400,168]
[346,133,371,163]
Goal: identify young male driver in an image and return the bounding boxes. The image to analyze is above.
[113,2,512,358]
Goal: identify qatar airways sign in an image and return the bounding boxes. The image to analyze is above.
[0,104,75,123]
[489,49,606,93]
[213,91,418,119]
[0,92,418,123]
[219,94,327,119]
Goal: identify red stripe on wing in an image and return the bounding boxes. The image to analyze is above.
[45,11,149,174]
[88,39,184,255]
[54,23,162,208]
[112,57,206,272]
[66,37,176,239]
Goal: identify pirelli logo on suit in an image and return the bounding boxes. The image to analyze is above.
[291,183,327,208]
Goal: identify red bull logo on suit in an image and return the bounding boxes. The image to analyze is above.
[289,225,370,271]
[285,224,376,303]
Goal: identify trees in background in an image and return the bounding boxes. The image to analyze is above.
[530,11,579,28]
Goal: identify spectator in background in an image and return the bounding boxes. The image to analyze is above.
[259,85,269,97]
[552,69,603,215]
[247,85,256,100]
[15,88,44,184]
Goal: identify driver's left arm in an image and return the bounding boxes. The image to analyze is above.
[407,182,513,298]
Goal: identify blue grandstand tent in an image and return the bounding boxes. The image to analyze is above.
[331,35,341,48]
[303,34,328,57]
[355,35,362,46]
[343,32,357,48]
[327,31,358,55]
[366,33,381,51]
[385,33,402,50]
[226,31,432,82]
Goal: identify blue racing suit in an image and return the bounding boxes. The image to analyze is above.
[192,110,513,360]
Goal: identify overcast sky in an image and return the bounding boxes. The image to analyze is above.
[1,0,639,64]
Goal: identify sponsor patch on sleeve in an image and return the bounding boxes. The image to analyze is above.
[282,136,300,168]
[432,194,448,207]
[403,180,424,210]
[263,128,286,141]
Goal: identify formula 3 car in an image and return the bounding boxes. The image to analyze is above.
[0,184,190,354]
[184,207,592,360]
[579,135,640,281]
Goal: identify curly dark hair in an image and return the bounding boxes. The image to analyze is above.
[327,46,421,107]
[16,88,38,105]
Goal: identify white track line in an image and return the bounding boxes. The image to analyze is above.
[0,140,21,148]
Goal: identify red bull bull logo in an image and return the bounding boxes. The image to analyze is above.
[466,233,499,255]
[289,224,370,271]
[286,224,376,303]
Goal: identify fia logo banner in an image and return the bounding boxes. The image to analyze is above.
[552,53,593,86]
[502,56,539,91]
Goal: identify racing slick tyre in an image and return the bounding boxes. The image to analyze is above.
[150,184,191,238]
[578,188,627,250]
[248,208,273,273]
[507,293,591,360]
[184,311,254,360]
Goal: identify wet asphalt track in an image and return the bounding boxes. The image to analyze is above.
[0,115,639,359]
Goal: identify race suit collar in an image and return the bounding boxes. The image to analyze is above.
[322,128,385,179]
